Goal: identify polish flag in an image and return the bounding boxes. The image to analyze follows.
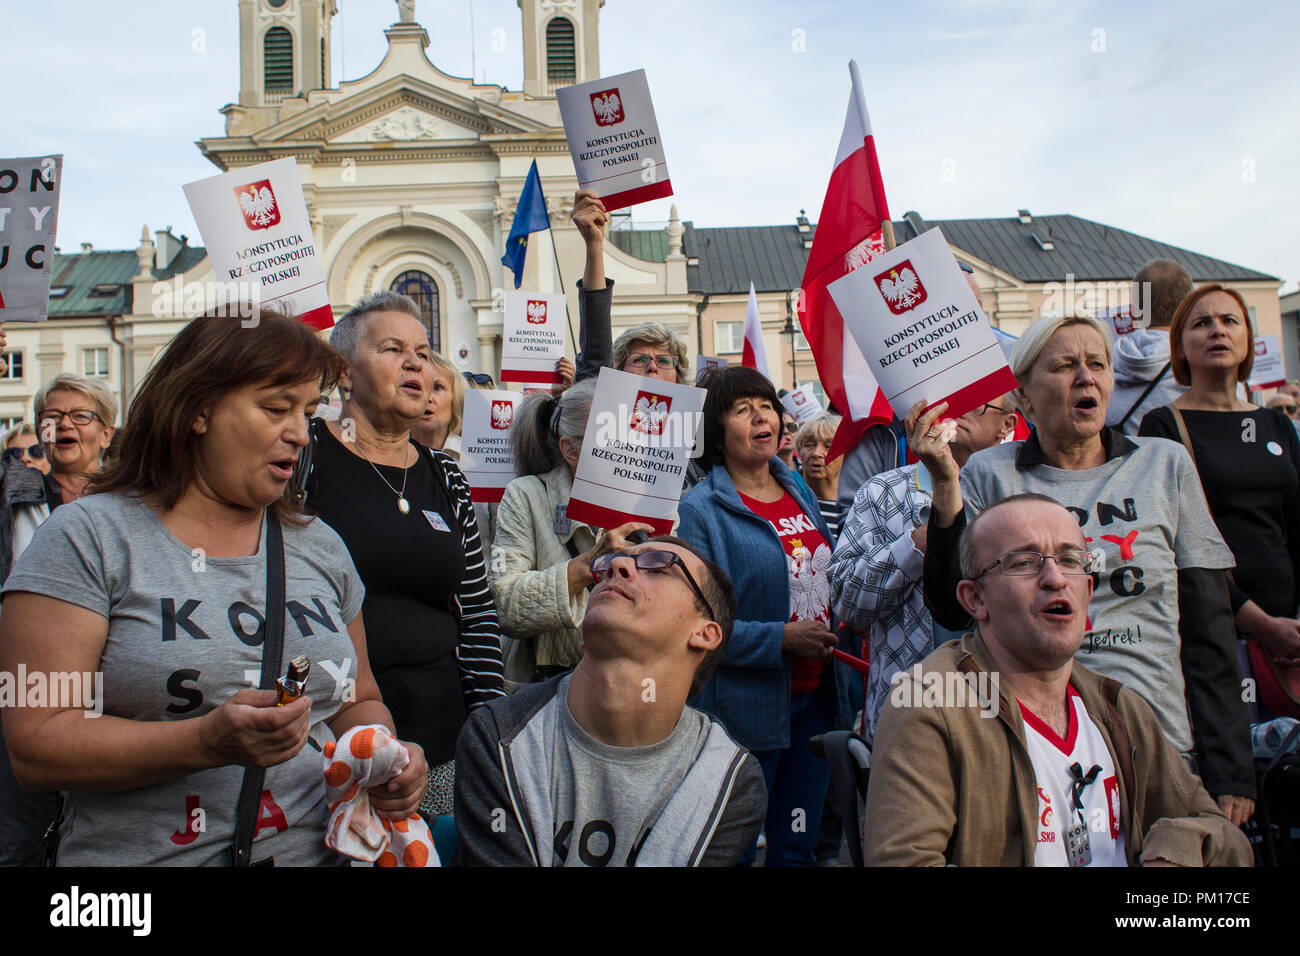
[799,61,896,461]
[741,282,771,379]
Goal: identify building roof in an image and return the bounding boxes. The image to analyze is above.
[46,242,206,318]
[611,210,1277,295]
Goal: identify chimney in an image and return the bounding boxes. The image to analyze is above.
[80,242,93,254]
[1017,209,1032,224]
[796,209,811,234]
[155,229,182,270]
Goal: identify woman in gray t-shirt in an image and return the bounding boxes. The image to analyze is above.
[0,311,429,866]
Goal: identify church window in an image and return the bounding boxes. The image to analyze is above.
[545,18,577,85]
[390,271,441,353]
[264,27,294,93]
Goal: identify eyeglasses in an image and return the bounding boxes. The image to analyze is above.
[590,548,716,622]
[978,403,1010,416]
[462,372,494,386]
[626,353,676,371]
[38,408,101,427]
[1278,404,1298,413]
[2,444,44,464]
[972,550,1096,580]
[782,421,799,434]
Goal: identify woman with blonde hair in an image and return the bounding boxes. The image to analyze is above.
[2,424,49,476]
[34,373,117,506]
[412,351,465,458]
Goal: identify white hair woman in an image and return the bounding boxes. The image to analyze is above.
[794,413,845,541]
[299,290,505,826]
[909,311,1256,825]
[34,373,117,506]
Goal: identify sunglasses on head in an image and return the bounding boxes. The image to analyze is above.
[462,372,494,386]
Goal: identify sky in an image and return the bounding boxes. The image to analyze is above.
[4,0,1298,292]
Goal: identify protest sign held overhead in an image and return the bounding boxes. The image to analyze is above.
[782,383,825,424]
[556,69,672,211]
[183,157,333,329]
[460,388,522,503]
[500,290,566,384]
[0,155,62,321]
[567,367,704,535]
[696,354,728,376]
[828,226,1017,420]
[1249,334,1286,391]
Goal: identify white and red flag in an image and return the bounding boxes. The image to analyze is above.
[741,282,771,379]
[798,60,896,461]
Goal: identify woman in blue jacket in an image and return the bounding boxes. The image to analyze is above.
[678,366,855,866]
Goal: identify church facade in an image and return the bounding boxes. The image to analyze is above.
[0,0,1283,427]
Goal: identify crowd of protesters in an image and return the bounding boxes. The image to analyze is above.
[0,190,1294,869]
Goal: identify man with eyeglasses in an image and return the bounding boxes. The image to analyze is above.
[864,493,1250,867]
[455,536,767,866]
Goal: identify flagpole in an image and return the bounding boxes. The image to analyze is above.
[535,160,579,351]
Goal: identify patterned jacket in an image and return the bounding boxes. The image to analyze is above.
[829,463,934,743]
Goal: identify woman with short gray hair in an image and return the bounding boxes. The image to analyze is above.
[908,311,1256,824]
[299,290,505,827]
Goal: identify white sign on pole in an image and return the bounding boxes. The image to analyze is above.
[460,389,522,503]
[1249,334,1287,391]
[782,383,825,424]
[500,290,566,384]
[556,69,673,212]
[183,157,333,329]
[828,226,1017,420]
[567,367,704,534]
[0,155,62,322]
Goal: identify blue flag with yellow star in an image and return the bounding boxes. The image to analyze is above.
[501,160,550,289]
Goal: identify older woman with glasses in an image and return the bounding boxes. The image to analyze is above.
[1140,285,1300,719]
[34,373,117,507]
[914,311,1256,825]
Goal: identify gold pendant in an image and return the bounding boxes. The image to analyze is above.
[398,497,411,515]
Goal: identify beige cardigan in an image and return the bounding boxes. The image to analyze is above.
[488,465,597,682]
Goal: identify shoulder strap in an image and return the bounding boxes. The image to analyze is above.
[1167,404,1197,468]
[289,418,323,508]
[229,511,286,867]
[1116,362,1171,429]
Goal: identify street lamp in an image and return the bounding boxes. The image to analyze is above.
[781,291,797,388]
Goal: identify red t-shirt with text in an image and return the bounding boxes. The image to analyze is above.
[738,490,832,693]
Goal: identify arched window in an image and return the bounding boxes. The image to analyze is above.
[264,27,294,93]
[390,270,441,353]
[545,18,576,86]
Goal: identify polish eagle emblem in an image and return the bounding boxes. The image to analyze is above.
[787,539,831,623]
[526,299,547,324]
[590,89,624,126]
[873,259,927,315]
[630,391,670,436]
[491,400,514,430]
[235,180,279,230]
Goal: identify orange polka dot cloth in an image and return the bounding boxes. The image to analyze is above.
[323,725,439,867]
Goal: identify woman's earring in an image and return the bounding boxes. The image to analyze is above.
[339,385,352,402]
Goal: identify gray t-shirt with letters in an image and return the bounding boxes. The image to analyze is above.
[2,492,364,866]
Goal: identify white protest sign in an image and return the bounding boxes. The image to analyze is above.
[500,290,566,384]
[1099,305,1136,337]
[567,367,704,534]
[1249,334,1286,391]
[183,157,333,329]
[828,226,1017,420]
[0,155,61,322]
[696,354,728,380]
[460,389,521,503]
[556,69,672,212]
[782,384,824,423]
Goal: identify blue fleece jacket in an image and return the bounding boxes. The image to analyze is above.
[677,459,858,751]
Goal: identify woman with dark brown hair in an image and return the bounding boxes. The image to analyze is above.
[0,307,428,866]
[1141,284,1300,719]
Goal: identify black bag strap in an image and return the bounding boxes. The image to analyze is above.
[229,511,286,867]
[1116,362,1171,429]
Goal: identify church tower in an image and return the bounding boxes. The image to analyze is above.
[235,0,338,109]
[518,0,604,97]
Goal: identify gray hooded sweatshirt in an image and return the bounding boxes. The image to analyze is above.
[1106,329,1184,436]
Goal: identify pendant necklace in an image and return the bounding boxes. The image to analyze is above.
[357,443,412,514]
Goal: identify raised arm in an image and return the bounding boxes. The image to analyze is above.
[830,473,925,628]
[571,190,613,381]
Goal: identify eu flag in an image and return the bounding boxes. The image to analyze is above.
[501,160,550,289]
